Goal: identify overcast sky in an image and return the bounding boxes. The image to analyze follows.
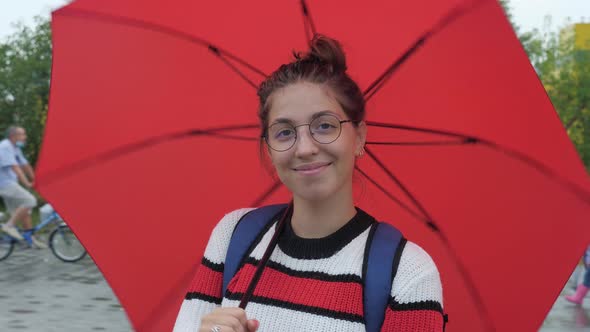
[0,0,67,40]
[0,0,588,41]
[509,0,588,32]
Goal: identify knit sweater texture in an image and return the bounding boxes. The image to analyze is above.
[174,208,444,331]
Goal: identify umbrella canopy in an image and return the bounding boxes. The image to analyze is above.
[37,0,590,331]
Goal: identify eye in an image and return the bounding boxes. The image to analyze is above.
[312,117,339,134]
[318,122,335,130]
[277,129,294,137]
[272,126,296,141]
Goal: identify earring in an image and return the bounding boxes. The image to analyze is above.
[356,146,365,157]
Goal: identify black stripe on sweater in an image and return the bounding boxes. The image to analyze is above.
[389,299,444,314]
[202,257,223,272]
[226,291,364,323]
[242,257,363,284]
[184,292,222,304]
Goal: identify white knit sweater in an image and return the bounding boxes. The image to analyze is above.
[174,208,444,332]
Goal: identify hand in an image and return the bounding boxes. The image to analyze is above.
[200,308,259,332]
[23,181,33,188]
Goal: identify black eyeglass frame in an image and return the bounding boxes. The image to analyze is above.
[262,116,355,152]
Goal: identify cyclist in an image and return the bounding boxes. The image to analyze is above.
[0,126,46,249]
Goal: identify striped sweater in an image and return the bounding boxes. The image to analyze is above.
[174,208,444,331]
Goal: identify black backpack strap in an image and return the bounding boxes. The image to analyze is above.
[364,222,404,332]
[222,204,287,296]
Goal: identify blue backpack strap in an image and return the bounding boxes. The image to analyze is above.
[364,222,404,332]
[222,204,288,296]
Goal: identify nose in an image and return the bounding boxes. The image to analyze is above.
[293,126,319,158]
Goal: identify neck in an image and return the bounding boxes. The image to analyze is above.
[291,185,356,239]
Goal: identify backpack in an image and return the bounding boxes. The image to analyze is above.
[223,204,403,332]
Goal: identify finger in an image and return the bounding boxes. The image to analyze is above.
[247,319,259,332]
[211,308,249,327]
[201,323,237,332]
[205,316,246,332]
[203,324,225,332]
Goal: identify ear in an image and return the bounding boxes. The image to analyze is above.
[355,121,367,155]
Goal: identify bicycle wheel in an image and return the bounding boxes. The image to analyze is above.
[0,234,15,261]
[49,225,87,262]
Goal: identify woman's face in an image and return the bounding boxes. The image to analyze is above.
[266,81,366,202]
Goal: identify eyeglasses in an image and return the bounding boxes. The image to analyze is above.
[263,114,354,152]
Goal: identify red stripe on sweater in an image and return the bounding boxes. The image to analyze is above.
[381,307,444,332]
[227,263,363,315]
[187,262,222,298]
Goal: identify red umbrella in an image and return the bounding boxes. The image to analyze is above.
[37,0,590,331]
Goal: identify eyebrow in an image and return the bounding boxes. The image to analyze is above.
[270,110,340,125]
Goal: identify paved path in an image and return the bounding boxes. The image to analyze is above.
[0,243,131,331]
[539,264,590,332]
[1,243,589,331]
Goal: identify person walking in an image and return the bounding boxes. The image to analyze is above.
[566,244,590,305]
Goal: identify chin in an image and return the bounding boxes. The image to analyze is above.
[289,181,341,203]
[293,189,331,202]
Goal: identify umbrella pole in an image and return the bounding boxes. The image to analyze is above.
[238,202,293,308]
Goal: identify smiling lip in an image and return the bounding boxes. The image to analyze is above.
[293,162,331,175]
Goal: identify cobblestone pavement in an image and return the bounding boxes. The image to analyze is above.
[539,264,590,332]
[0,243,132,331]
[1,242,589,331]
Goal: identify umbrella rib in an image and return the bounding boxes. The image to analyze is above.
[366,140,472,146]
[365,121,478,147]
[364,147,440,233]
[300,0,318,44]
[363,36,426,101]
[208,46,259,89]
[363,147,497,332]
[37,125,260,187]
[363,0,488,101]
[441,238,496,332]
[480,140,590,205]
[251,180,283,207]
[368,120,590,204]
[56,7,268,80]
[204,132,258,142]
[355,166,429,223]
[367,121,479,142]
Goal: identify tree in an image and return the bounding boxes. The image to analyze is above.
[500,1,590,170]
[498,0,518,33]
[498,0,541,55]
[521,20,590,169]
[0,17,52,166]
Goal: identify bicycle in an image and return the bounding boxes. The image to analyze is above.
[0,204,87,262]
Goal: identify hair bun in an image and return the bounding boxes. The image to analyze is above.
[304,34,347,73]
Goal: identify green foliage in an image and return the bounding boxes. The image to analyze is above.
[523,21,590,169]
[0,17,51,166]
[500,1,590,170]
[498,0,518,34]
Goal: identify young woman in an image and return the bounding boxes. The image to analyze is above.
[174,35,444,332]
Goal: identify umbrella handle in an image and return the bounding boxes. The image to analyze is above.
[238,202,293,309]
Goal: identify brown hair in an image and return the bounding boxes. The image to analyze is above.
[257,35,365,138]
